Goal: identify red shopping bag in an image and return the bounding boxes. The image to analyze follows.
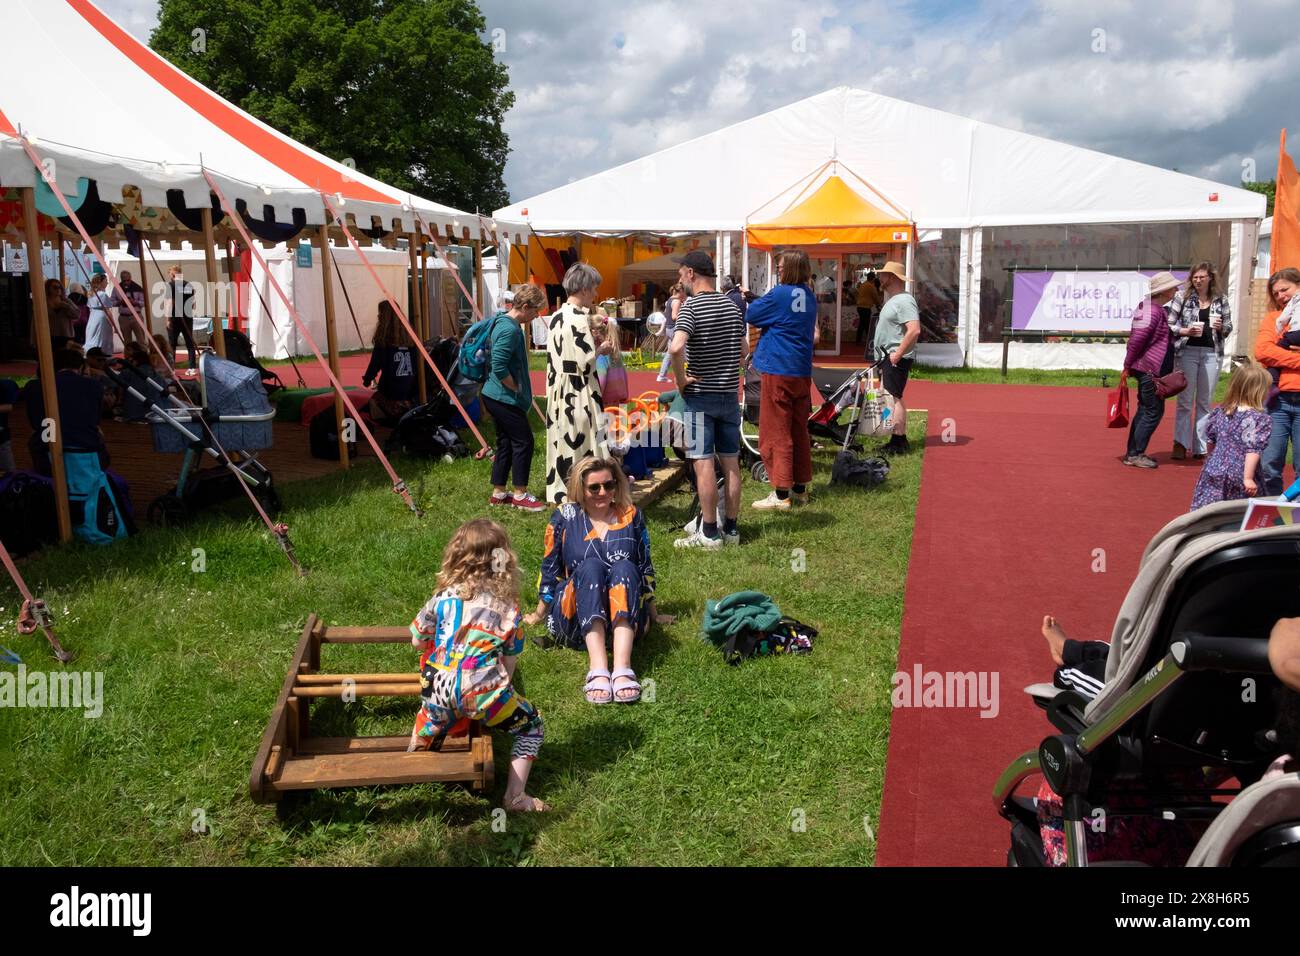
[1107,373,1130,428]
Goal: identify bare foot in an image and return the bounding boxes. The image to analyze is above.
[503,792,550,813]
[1042,615,1067,666]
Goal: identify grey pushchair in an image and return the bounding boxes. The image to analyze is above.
[994,498,1300,867]
[105,352,279,526]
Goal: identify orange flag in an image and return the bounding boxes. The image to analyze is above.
[1276,129,1300,272]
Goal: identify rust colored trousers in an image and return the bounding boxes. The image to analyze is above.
[759,372,813,489]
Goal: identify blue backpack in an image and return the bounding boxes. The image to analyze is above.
[457,313,506,384]
[64,452,131,545]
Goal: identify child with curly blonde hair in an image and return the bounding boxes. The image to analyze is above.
[408,517,547,812]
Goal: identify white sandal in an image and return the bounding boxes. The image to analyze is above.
[611,667,642,704]
[584,668,613,705]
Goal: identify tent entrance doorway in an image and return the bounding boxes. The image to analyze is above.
[803,246,902,358]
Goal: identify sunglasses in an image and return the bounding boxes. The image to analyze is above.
[585,479,618,494]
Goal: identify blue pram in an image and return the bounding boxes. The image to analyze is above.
[105,352,279,525]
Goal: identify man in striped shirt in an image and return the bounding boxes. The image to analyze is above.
[668,250,748,549]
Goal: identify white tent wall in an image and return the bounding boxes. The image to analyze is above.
[269,246,409,359]
[105,243,410,359]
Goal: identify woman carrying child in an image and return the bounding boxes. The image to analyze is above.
[408,518,548,812]
[1189,363,1272,510]
[1253,267,1300,495]
[1167,262,1231,460]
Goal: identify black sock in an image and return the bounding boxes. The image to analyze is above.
[792,484,806,494]
[775,489,790,500]
[723,518,737,535]
[703,521,719,539]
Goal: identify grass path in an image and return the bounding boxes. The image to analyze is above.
[0,413,922,866]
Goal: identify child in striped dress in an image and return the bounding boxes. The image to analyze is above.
[407,518,547,812]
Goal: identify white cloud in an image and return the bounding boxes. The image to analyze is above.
[73,0,1300,206]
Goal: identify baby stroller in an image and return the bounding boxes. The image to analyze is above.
[105,352,279,526]
[383,339,476,460]
[994,498,1300,867]
[739,359,890,483]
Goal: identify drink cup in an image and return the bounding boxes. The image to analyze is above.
[1190,321,1204,336]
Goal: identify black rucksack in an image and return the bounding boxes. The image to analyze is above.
[0,472,59,557]
[309,407,357,461]
[831,451,890,488]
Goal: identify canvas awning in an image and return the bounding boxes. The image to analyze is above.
[746,175,913,248]
[0,0,526,244]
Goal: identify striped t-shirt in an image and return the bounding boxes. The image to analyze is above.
[675,290,745,394]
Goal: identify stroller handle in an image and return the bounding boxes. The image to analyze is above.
[1170,634,1272,674]
[208,410,277,424]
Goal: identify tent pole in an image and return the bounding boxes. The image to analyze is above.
[473,238,483,314]
[318,224,349,468]
[58,233,67,286]
[905,235,916,294]
[20,188,72,543]
[136,232,154,337]
[409,233,427,405]
[200,207,227,357]
[742,229,750,290]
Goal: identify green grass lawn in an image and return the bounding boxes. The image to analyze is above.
[0,413,922,866]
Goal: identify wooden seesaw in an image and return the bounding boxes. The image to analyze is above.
[249,614,494,803]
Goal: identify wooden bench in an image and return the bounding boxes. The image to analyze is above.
[248,614,493,803]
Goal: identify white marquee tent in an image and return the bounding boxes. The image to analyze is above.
[499,86,1266,368]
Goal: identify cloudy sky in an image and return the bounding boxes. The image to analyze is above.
[99,0,1299,204]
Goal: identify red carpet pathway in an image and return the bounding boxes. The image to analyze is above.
[873,382,1291,867]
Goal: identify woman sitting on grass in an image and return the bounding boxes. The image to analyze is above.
[408,517,547,813]
[524,456,674,704]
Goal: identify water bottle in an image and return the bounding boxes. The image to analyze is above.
[1282,477,1300,502]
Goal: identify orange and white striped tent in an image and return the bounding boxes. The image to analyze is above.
[0,0,522,244]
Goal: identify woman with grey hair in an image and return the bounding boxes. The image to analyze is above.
[544,262,613,502]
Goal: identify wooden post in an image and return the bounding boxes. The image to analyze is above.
[420,246,432,339]
[319,225,350,467]
[20,188,72,543]
[473,238,483,314]
[200,206,226,357]
[58,233,67,286]
[409,235,427,404]
[136,232,153,337]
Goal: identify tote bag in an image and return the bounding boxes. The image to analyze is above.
[1107,373,1130,428]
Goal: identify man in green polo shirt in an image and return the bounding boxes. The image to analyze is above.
[872,260,920,455]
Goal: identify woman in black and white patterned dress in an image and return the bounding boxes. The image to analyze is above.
[545,262,612,503]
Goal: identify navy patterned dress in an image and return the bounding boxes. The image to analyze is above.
[539,502,656,648]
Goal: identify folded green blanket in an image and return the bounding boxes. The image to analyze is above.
[272,387,354,422]
[701,590,782,644]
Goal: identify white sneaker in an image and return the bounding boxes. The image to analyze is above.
[723,529,740,546]
[674,528,722,550]
[752,492,792,512]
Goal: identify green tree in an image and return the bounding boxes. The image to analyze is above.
[1243,180,1275,217]
[150,0,514,212]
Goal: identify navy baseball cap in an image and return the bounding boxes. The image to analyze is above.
[672,250,716,277]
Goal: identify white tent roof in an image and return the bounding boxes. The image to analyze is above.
[0,0,521,241]
[496,86,1265,232]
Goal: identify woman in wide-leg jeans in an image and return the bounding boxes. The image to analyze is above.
[1262,395,1300,496]
[1168,263,1231,459]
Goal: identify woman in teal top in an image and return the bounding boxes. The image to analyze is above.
[484,284,546,512]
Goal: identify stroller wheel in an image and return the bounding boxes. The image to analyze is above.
[148,494,191,527]
[750,460,768,483]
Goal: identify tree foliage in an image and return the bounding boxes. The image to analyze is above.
[1243,180,1275,217]
[151,0,514,211]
